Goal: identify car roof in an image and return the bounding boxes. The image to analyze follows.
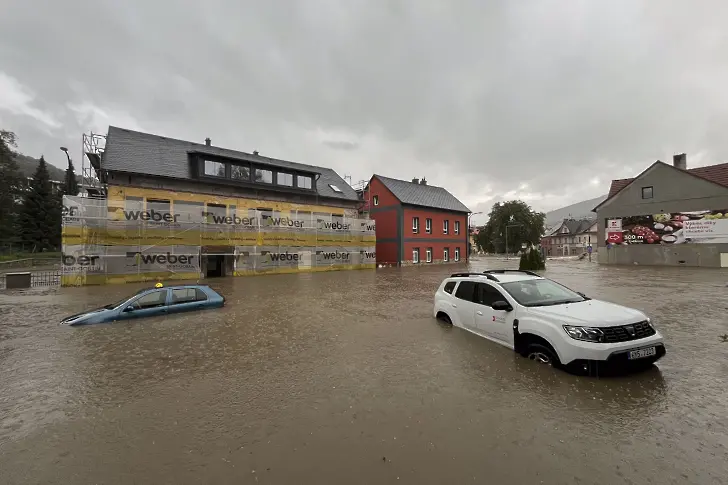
[446,270,544,285]
[138,284,210,292]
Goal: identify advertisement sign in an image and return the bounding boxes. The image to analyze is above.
[605,210,728,245]
[606,219,622,231]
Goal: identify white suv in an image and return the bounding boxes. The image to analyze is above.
[433,270,666,374]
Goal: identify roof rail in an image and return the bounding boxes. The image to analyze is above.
[450,272,499,281]
[483,269,541,277]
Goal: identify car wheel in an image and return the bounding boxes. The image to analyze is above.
[525,343,559,366]
[436,312,452,325]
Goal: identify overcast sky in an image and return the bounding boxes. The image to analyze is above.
[1,1,727,224]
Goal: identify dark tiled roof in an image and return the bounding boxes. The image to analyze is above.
[374,175,470,213]
[548,218,594,236]
[102,126,359,201]
[605,161,728,203]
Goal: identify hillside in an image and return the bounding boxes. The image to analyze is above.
[15,153,69,181]
[545,194,607,228]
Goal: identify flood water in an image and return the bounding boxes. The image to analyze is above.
[1,259,727,484]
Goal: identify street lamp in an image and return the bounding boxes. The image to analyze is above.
[467,211,483,260]
[59,146,71,165]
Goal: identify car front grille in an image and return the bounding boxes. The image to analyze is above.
[600,321,656,343]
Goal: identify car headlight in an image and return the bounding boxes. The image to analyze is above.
[563,325,604,343]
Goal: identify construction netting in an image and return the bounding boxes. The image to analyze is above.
[61,195,376,286]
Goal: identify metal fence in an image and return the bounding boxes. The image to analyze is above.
[0,270,61,290]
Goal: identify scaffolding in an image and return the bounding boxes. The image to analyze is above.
[80,131,107,198]
[351,179,371,218]
[61,196,376,286]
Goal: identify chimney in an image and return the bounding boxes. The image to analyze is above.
[412,177,419,184]
[253,150,259,156]
[205,137,211,146]
[673,153,687,170]
[420,177,427,185]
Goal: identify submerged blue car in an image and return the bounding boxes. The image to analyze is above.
[60,283,225,326]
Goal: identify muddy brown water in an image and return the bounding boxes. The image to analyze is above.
[1,259,727,484]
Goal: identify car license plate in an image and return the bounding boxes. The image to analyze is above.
[628,347,657,360]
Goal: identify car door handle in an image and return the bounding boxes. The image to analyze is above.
[452,303,457,308]
[476,311,483,316]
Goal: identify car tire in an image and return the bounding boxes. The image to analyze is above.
[436,312,452,325]
[525,343,560,367]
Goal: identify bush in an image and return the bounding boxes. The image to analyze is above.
[519,247,545,271]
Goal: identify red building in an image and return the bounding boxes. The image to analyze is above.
[359,175,471,265]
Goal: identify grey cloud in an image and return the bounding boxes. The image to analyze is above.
[323,140,359,151]
[1,0,727,213]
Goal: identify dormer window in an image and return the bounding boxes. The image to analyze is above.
[197,155,315,191]
[297,175,312,189]
[277,172,293,186]
[231,165,250,181]
[255,168,273,183]
[204,160,225,177]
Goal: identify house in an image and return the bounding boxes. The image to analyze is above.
[541,218,596,256]
[359,175,470,265]
[61,126,375,286]
[593,153,728,267]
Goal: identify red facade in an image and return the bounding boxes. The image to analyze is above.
[362,176,469,265]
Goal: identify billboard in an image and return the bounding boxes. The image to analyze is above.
[606,210,728,245]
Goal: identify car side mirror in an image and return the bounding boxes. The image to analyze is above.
[491,300,512,312]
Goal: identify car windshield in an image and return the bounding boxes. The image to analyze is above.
[499,279,586,307]
[102,289,148,309]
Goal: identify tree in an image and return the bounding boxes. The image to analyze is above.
[0,130,23,246]
[62,157,79,196]
[18,156,61,251]
[476,200,546,254]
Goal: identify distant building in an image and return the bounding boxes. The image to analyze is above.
[359,175,470,265]
[593,154,728,267]
[541,218,596,256]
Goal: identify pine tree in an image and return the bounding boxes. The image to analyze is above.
[63,158,79,196]
[0,130,22,246]
[18,156,61,252]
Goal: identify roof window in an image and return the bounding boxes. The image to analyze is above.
[329,184,343,193]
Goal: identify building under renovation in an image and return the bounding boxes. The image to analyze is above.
[61,127,375,286]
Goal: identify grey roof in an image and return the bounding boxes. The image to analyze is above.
[374,174,470,213]
[548,218,594,236]
[102,126,359,201]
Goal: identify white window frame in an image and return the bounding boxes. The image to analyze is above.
[454,247,460,262]
[454,221,460,235]
[444,248,449,262]
[443,219,449,234]
[373,195,379,206]
[412,217,419,234]
[412,248,420,263]
[276,172,294,186]
[425,218,432,234]
[426,248,432,263]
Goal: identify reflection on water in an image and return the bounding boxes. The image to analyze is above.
[0,259,726,485]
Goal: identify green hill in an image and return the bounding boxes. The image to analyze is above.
[15,153,73,181]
